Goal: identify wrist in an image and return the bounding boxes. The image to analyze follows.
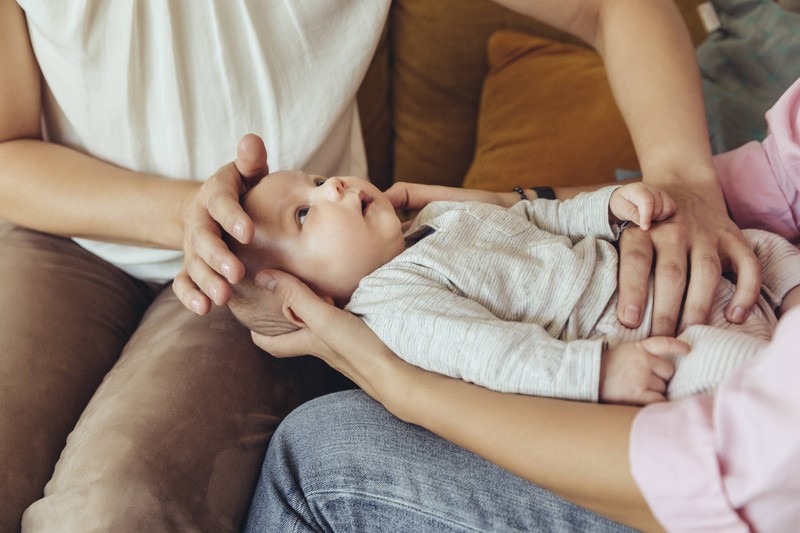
[640,158,718,190]
[126,175,201,250]
[497,191,521,208]
[509,186,557,204]
[173,180,203,249]
[367,356,428,422]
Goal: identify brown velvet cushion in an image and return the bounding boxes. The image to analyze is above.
[462,30,639,191]
[1,226,351,531]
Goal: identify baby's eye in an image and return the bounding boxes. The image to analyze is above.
[297,207,309,225]
[313,177,327,187]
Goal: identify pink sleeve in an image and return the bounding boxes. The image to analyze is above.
[714,76,800,244]
[629,308,800,532]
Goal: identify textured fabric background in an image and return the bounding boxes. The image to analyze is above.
[699,0,800,152]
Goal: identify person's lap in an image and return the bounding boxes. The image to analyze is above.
[0,225,350,532]
[246,389,639,533]
[0,225,155,530]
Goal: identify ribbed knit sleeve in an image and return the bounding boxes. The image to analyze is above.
[348,265,603,401]
[743,228,800,307]
[511,186,620,243]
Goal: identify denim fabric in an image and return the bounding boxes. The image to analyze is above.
[245,390,639,532]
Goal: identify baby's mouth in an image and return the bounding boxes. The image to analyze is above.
[360,192,372,215]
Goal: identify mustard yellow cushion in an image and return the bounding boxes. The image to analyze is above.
[390,0,581,189]
[462,30,640,191]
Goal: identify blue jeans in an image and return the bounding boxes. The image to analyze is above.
[245,390,639,532]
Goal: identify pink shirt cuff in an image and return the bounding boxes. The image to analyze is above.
[630,396,749,532]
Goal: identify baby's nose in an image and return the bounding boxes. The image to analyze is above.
[324,176,346,200]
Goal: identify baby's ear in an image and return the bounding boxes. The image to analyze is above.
[281,304,306,328]
[282,296,336,328]
[281,294,335,328]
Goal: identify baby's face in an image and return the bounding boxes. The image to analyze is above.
[245,170,405,305]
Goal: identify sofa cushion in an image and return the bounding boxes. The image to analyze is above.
[386,0,707,190]
[390,0,581,188]
[357,24,392,190]
[462,30,639,192]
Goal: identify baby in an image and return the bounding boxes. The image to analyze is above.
[227,172,800,405]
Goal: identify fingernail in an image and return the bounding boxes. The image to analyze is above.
[255,272,276,291]
[221,263,231,281]
[731,306,746,323]
[209,284,219,301]
[191,298,202,314]
[234,222,244,240]
[624,305,640,324]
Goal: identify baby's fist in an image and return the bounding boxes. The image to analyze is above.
[600,337,688,405]
[609,182,677,230]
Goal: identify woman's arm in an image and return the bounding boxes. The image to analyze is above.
[0,0,198,249]
[489,0,762,335]
[0,1,260,315]
[398,365,659,532]
[252,270,663,532]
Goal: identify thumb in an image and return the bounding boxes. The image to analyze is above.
[625,189,654,230]
[251,328,318,358]
[640,336,691,357]
[249,269,336,358]
[384,182,410,210]
[637,200,653,231]
[235,133,269,183]
[655,191,677,221]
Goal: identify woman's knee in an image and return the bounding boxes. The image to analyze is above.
[247,391,383,532]
[267,390,383,470]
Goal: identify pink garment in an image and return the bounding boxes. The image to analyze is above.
[715,77,800,244]
[629,79,800,532]
[630,308,800,532]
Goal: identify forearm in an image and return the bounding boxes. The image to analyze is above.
[0,139,198,249]
[388,181,523,211]
[494,0,722,204]
[259,271,664,531]
[594,1,719,195]
[521,186,617,241]
[379,363,661,532]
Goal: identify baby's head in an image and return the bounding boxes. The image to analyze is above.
[226,170,405,333]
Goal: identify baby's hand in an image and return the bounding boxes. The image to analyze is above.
[781,285,800,316]
[609,182,677,230]
[600,337,689,405]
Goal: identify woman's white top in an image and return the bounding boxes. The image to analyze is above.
[18,0,389,281]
